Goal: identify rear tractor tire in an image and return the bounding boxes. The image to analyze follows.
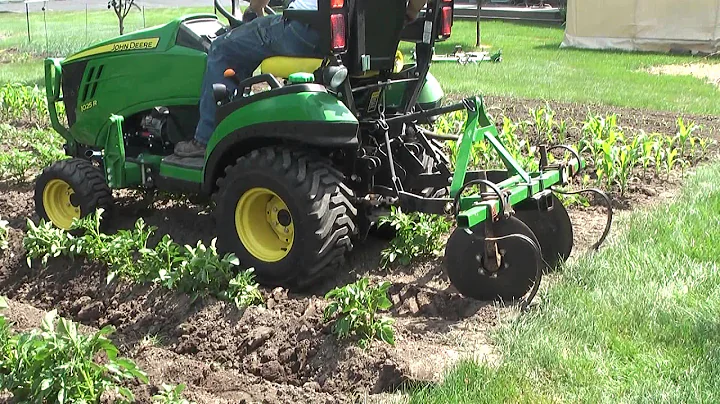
[213,147,357,290]
[34,158,113,230]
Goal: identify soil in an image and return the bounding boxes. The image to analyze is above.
[0,101,716,402]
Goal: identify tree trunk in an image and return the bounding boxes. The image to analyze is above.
[119,16,124,35]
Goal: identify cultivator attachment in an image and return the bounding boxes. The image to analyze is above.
[394,96,613,306]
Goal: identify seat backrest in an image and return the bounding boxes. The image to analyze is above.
[346,0,407,75]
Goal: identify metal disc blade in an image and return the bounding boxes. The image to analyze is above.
[444,217,540,301]
[515,194,573,271]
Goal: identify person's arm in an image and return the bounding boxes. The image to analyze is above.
[407,0,428,21]
[249,0,270,15]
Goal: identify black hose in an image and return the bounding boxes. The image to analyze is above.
[552,187,613,251]
[452,179,505,219]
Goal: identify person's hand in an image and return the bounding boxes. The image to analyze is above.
[249,0,270,15]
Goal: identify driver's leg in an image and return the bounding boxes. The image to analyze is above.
[175,16,280,158]
[175,15,322,158]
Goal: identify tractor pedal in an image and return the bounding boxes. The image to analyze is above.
[161,154,204,170]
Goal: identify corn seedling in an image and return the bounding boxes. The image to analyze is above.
[324,278,395,348]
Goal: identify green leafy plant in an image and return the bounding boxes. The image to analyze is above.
[226,268,264,309]
[0,216,8,251]
[23,211,263,309]
[170,239,238,297]
[151,383,194,404]
[0,150,37,182]
[324,278,395,348]
[0,309,148,403]
[378,207,451,269]
[0,84,55,127]
[23,219,75,266]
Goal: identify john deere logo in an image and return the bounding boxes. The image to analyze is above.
[65,38,160,62]
[110,39,158,52]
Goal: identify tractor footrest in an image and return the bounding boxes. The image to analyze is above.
[161,155,204,170]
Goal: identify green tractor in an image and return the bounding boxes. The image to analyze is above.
[37,0,611,302]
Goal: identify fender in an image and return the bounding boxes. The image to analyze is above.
[202,86,359,193]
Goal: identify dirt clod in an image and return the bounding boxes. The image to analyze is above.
[77,301,104,322]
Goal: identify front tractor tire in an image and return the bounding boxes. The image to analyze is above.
[214,147,357,290]
[34,159,113,230]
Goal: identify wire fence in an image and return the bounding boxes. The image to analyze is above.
[3,3,214,57]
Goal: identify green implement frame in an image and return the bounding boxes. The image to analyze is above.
[450,97,584,228]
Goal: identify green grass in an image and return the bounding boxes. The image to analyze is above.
[411,163,720,403]
[1,9,718,113]
[0,6,214,57]
[0,51,43,87]
[424,21,720,115]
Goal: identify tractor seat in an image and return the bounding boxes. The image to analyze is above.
[260,57,323,78]
[260,51,406,79]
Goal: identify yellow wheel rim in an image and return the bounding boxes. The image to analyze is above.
[42,179,80,230]
[235,188,294,263]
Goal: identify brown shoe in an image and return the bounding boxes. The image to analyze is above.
[174,139,206,158]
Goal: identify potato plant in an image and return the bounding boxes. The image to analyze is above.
[23,210,263,310]
[0,308,148,403]
[378,207,451,269]
[151,383,194,404]
[324,278,394,348]
[0,216,8,250]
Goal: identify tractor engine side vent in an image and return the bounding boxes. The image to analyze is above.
[81,64,105,103]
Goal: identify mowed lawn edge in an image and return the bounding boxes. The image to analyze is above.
[410,163,720,403]
[1,9,719,114]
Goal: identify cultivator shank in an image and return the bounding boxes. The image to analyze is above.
[390,96,612,305]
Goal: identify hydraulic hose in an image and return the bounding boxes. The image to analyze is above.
[552,187,613,251]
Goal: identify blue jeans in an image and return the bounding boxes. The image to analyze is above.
[194,15,321,144]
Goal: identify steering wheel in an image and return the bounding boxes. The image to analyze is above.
[214,0,276,29]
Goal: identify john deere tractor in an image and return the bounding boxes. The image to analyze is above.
[38,0,611,302]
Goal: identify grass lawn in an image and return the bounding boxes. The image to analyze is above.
[1,8,719,114]
[410,163,720,403]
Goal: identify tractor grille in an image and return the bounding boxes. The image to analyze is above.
[81,64,104,103]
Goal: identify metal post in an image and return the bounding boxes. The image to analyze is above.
[26,3,31,43]
[231,0,238,17]
[85,3,88,43]
[476,0,482,47]
[142,6,146,28]
[42,2,48,54]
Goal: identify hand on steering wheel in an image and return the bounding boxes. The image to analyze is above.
[242,5,276,23]
[214,0,276,28]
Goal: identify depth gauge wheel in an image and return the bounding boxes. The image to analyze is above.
[514,194,573,271]
[214,147,357,290]
[445,217,540,301]
[34,159,113,230]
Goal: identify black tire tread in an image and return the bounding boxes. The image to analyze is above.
[213,147,357,289]
[34,158,113,224]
